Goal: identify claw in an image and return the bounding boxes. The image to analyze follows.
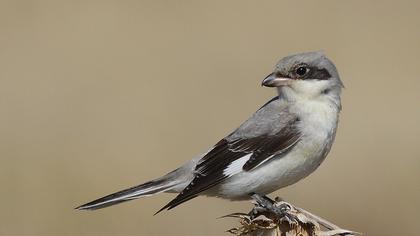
[282,212,299,227]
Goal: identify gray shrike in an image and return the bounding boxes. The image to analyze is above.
[77,51,343,213]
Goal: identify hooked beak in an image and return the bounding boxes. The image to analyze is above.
[261,73,292,87]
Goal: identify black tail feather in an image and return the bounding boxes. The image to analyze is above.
[76,178,169,210]
[154,194,198,215]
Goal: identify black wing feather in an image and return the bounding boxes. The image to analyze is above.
[157,118,301,213]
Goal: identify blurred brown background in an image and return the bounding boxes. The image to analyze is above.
[1,0,419,235]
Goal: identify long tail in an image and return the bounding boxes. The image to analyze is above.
[76,168,190,211]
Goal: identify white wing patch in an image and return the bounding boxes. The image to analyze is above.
[223,153,252,176]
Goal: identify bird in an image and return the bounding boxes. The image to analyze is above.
[76,51,344,214]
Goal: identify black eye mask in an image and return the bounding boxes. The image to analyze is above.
[304,67,331,81]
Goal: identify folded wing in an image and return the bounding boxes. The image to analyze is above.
[156,98,301,213]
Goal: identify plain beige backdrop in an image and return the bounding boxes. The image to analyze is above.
[1,0,419,235]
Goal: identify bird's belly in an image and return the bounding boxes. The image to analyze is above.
[211,138,329,199]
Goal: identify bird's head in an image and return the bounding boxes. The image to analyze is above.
[262,51,343,101]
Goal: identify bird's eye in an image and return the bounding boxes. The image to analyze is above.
[296,66,308,76]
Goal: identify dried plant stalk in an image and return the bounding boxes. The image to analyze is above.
[223,195,360,236]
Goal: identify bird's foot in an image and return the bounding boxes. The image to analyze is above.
[276,203,299,227]
[249,193,299,227]
[248,193,276,220]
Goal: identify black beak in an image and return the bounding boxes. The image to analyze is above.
[261,73,292,87]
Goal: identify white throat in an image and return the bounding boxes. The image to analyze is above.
[277,80,342,111]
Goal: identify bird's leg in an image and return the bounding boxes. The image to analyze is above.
[248,193,281,219]
[249,193,299,226]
